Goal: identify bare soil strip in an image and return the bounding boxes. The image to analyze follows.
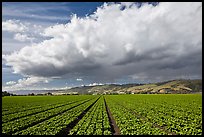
[116,102,177,135]
[10,98,94,135]
[103,97,120,135]
[3,99,87,123]
[56,96,101,135]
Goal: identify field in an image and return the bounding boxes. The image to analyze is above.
[2,94,202,135]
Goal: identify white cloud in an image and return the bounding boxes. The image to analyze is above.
[88,83,103,86]
[3,76,51,90]
[59,86,71,90]
[2,20,28,32]
[6,81,16,85]
[14,33,34,42]
[2,19,49,55]
[18,77,50,85]
[3,2,202,83]
[76,78,83,81]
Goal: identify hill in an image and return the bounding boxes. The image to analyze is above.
[53,79,202,95]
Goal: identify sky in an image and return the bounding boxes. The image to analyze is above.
[2,2,202,92]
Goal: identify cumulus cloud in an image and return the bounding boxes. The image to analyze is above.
[6,81,16,85]
[2,19,28,32]
[2,19,45,45]
[3,2,202,84]
[14,33,34,42]
[3,76,51,90]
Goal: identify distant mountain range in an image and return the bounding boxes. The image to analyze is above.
[53,79,202,95]
[5,79,202,95]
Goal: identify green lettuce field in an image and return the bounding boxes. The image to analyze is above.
[2,94,202,135]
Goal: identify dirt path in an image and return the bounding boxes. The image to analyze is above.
[103,97,120,135]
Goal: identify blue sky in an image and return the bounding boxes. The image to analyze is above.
[2,2,202,92]
[2,2,103,24]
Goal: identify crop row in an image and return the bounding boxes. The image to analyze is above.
[2,96,61,114]
[2,96,93,123]
[13,96,100,135]
[2,94,202,135]
[2,96,91,116]
[105,94,202,135]
[68,96,112,135]
[2,96,97,135]
[105,96,167,135]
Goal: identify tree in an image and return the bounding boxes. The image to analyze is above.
[47,92,52,95]
[28,93,35,96]
[2,91,12,97]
